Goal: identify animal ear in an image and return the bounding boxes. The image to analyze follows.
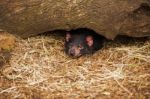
[86,35,93,47]
[66,32,71,42]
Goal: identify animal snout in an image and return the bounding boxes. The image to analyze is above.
[69,49,76,56]
[68,47,81,57]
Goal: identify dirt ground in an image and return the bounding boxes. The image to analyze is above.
[0,32,150,99]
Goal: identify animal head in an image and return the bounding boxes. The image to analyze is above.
[65,32,94,57]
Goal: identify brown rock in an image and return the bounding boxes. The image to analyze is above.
[0,32,16,51]
[0,32,15,67]
[0,0,150,39]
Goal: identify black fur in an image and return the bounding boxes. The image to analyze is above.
[65,28,104,57]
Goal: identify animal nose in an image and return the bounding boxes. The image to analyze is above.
[69,49,81,57]
[69,50,75,56]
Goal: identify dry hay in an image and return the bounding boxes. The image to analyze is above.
[0,32,150,99]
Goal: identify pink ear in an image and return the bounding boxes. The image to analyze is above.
[86,35,93,47]
[66,32,71,42]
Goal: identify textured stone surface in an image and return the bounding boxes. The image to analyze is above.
[0,32,16,50]
[0,0,150,39]
[0,32,15,67]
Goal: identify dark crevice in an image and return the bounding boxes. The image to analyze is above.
[134,3,150,16]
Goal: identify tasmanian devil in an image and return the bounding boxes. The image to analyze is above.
[65,28,104,57]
